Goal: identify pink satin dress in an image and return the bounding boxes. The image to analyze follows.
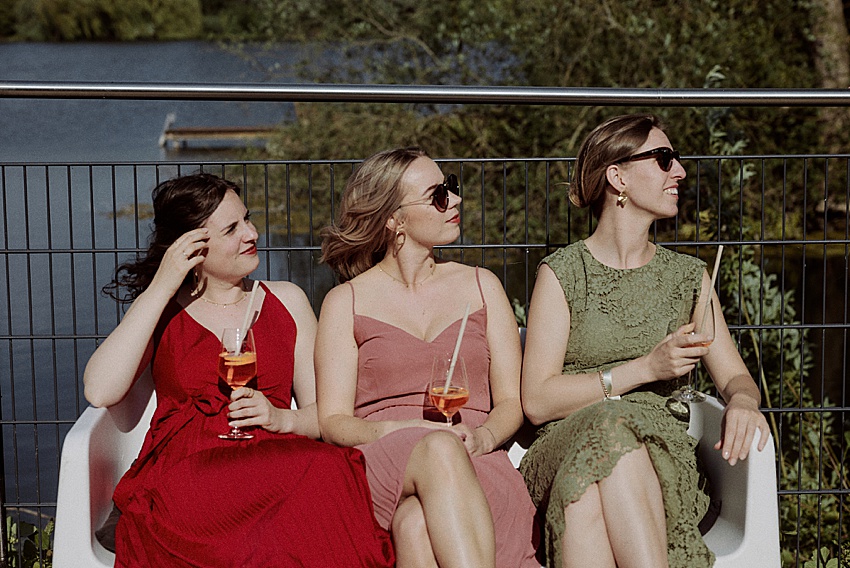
[350,270,540,567]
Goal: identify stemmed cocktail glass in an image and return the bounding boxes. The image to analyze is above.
[671,297,715,403]
[218,327,257,440]
[429,356,470,425]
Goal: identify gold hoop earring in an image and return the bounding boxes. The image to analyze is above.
[394,229,406,253]
[617,190,629,207]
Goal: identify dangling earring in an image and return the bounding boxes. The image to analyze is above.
[617,190,629,207]
[393,229,406,255]
[190,269,203,297]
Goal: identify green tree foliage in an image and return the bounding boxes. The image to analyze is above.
[236,2,838,246]
[5,0,203,41]
[199,0,266,40]
[241,0,822,158]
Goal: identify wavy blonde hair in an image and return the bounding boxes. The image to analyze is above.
[321,147,428,282]
[570,114,665,219]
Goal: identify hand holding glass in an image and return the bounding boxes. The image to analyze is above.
[671,297,715,403]
[218,328,257,440]
[429,356,470,425]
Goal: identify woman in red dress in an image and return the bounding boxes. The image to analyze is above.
[84,173,394,567]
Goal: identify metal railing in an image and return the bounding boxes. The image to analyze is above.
[3,81,850,106]
[1,83,848,566]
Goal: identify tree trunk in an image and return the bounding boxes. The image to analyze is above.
[810,0,850,152]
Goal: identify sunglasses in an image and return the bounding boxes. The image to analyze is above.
[397,174,459,213]
[615,147,681,172]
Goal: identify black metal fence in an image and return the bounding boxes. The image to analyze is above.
[1,149,848,565]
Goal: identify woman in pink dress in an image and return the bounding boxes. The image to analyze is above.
[316,147,539,567]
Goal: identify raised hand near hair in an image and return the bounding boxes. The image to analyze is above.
[147,228,209,299]
[84,228,209,408]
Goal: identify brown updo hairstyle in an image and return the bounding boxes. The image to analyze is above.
[570,114,665,219]
[321,147,428,283]
[103,173,241,303]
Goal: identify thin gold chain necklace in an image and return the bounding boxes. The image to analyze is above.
[199,292,247,307]
[377,262,435,287]
[198,281,249,307]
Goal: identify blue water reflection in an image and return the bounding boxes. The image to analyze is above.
[0,41,299,162]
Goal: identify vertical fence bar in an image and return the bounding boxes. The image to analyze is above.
[0,164,8,567]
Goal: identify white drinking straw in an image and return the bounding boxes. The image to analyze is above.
[444,303,471,393]
[235,280,260,353]
[700,245,724,331]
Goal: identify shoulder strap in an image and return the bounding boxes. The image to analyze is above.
[346,281,356,315]
[474,266,487,308]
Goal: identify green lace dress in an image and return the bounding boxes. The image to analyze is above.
[519,241,716,567]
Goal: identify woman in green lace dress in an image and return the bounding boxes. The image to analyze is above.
[519,114,769,568]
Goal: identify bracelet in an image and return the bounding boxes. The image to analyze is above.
[598,368,621,401]
[602,368,614,397]
[597,370,612,399]
[477,425,497,448]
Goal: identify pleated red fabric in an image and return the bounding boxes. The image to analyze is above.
[112,284,395,567]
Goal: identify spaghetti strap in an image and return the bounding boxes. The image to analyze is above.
[474,267,487,308]
[346,281,356,315]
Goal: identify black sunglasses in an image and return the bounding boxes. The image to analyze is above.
[398,174,459,213]
[615,147,681,172]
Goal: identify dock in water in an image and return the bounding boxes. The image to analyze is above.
[158,113,276,148]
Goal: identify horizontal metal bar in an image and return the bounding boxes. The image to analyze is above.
[726,323,850,331]
[3,82,850,107]
[762,406,850,413]
[3,322,848,342]
[2,409,848,423]
[3,239,850,255]
[3,154,850,167]
[0,420,76,426]
[778,489,850,496]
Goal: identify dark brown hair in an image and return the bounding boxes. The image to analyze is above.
[103,173,241,303]
[570,114,665,218]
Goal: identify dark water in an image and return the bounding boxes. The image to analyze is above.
[0,41,300,162]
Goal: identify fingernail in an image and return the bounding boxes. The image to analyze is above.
[723,451,730,458]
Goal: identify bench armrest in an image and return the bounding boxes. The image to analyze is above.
[54,372,156,568]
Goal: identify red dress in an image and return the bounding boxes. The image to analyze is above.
[112,284,395,568]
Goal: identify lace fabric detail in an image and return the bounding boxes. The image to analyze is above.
[544,242,705,377]
[520,242,714,567]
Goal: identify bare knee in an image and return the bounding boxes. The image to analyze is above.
[393,496,428,537]
[406,430,474,491]
[413,431,469,471]
[393,497,439,568]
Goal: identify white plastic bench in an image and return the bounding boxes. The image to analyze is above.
[54,363,781,567]
[54,370,155,567]
[506,394,781,567]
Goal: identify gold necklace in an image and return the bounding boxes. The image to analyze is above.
[377,262,435,287]
[199,289,248,307]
